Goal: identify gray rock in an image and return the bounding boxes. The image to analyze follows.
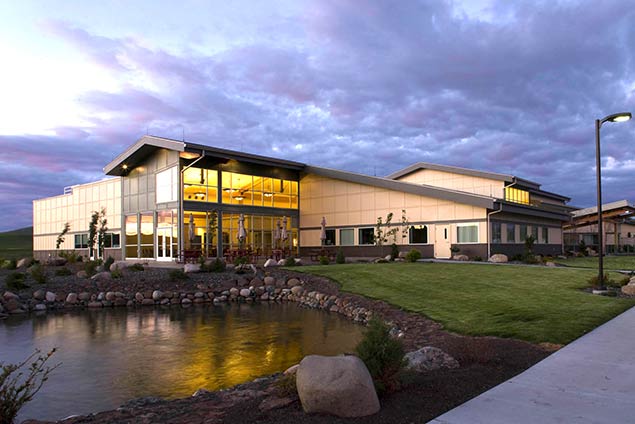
[260,293,270,301]
[16,258,31,268]
[91,271,111,281]
[33,289,46,301]
[105,291,116,301]
[78,292,91,301]
[152,290,163,301]
[97,292,105,301]
[66,293,78,304]
[264,276,276,286]
[287,278,300,287]
[183,263,200,273]
[264,259,278,268]
[181,298,192,305]
[294,258,303,266]
[111,261,131,270]
[239,288,251,297]
[296,355,379,418]
[405,346,459,372]
[291,286,304,296]
[87,301,103,308]
[4,298,22,312]
[141,298,155,306]
[34,303,47,311]
[3,291,19,301]
[229,287,240,296]
[453,254,469,261]
[489,254,508,263]
[194,292,205,298]
[621,284,635,296]
[277,259,286,266]
[135,292,144,302]
[45,292,57,302]
[45,257,67,266]
[77,271,88,278]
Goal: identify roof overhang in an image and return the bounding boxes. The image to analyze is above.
[387,162,515,184]
[104,136,185,176]
[184,142,305,170]
[565,200,635,229]
[496,201,573,222]
[306,165,496,209]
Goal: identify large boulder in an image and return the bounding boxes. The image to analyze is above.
[264,259,278,268]
[621,283,635,296]
[489,254,508,263]
[16,258,31,268]
[183,263,200,273]
[296,355,380,418]
[45,257,67,266]
[452,254,469,261]
[405,347,459,372]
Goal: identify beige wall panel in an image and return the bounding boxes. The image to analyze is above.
[549,228,562,244]
[359,193,374,209]
[374,191,390,209]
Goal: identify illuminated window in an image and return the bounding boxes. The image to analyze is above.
[220,171,298,209]
[183,167,218,203]
[156,166,178,203]
[505,187,530,205]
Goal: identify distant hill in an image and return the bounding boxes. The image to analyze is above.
[0,226,33,259]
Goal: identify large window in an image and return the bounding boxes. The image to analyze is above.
[74,234,88,249]
[457,224,478,243]
[140,213,154,258]
[358,228,375,245]
[506,224,516,243]
[220,171,298,209]
[542,227,549,244]
[409,226,428,244]
[505,187,530,205]
[104,233,120,248]
[531,226,539,241]
[156,166,178,203]
[125,215,138,258]
[340,229,354,246]
[519,225,528,242]
[183,167,218,203]
[491,222,502,243]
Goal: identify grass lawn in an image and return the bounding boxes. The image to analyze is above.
[297,262,635,345]
[0,226,33,260]
[554,255,635,271]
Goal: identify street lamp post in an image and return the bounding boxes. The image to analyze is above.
[595,112,632,288]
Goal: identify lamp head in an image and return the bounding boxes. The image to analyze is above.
[601,112,632,124]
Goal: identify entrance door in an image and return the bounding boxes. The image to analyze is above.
[434,225,452,258]
[157,226,173,261]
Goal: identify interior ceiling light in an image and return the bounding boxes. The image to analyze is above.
[122,164,128,170]
[234,195,244,201]
[264,192,274,197]
[179,152,201,159]
[223,188,236,193]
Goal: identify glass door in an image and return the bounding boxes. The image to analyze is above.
[157,226,173,261]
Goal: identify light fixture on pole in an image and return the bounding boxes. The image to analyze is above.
[595,112,631,289]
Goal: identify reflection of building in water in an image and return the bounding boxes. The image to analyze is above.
[27,305,363,398]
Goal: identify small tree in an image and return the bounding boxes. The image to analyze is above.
[400,209,409,244]
[97,208,108,259]
[375,213,398,256]
[207,210,218,257]
[55,222,70,250]
[1,349,59,424]
[88,208,107,260]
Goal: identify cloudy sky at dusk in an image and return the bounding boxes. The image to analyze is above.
[1,0,634,232]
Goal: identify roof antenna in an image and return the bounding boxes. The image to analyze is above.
[182,125,185,141]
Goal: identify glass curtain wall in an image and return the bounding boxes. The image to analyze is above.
[125,215,138,258]
[183,167,218,203]
[220,172,298,209]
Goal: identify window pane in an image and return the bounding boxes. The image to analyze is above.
[156,166,177,203]
[531,226,539,241]
[325,229,336,246]
[340,229,354,246]
[491,222,501,243]
[140,213,154,245]
[457,225,478,243]
[543,227,549,244]
[359,228,374,245]
[409,226,428,244]
[506,224,515,243]
[520,225,528,241]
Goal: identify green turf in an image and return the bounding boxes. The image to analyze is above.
[554,255,635,271]
[296,262,635,345]
[0,226,33,259]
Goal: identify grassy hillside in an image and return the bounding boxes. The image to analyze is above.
[0,226,33,259]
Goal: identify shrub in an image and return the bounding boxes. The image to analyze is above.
[0,349,59,424]
[336,249,346,264]
[274,372,297,397]
[84,260,100,277]
[54,267,72,277]
[390,243,399,261]
[472,256,483,262]
[450,246,460,255]
[588,273,614,288]
[128,263,145,272]
[0,259,16,270]
[208,258,226,273]
[617,276,631,287]
[169,269,189,281]
[29,265,47,284]
[355,318,406,394]
[6,272,28,291]
[59,250,80,263]
[319,255,330,265]
[103,256,115,271]
[284,256,296,267]
[404,249,421,263]
[110,267,123,279]
[234,256,249,266]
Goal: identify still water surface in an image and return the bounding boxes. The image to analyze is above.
[0,303,364,422]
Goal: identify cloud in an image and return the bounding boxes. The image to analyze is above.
[2,1,635,231]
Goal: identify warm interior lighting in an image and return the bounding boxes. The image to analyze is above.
[234,195,244,201]
[223,188,236,193]
[179,152,201,159]
[122,164,128,170]
[264,192,273,197]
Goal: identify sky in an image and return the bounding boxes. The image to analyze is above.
[1,0,635,232]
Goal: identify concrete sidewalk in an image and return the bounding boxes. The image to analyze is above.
[429,306,635,424]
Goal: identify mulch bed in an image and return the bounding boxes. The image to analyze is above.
[4,264,554,424]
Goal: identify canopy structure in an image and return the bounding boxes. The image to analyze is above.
[565,200,635,230]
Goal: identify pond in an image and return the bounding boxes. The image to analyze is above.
[0,303,365,422]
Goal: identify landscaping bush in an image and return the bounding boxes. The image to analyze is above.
[588,273,614,288]
[6,272,28,291]
[390,243,399,261]
[54,267,72,277]
[110,267,123,279]
[128,263,145,272]
[274,372,297,397]
[319,255,330,265]
[355,318,406,394]
[103,256,115,271]
[284,256,296,267]
[83,260,100,277]
[234,256,249,266]
[404,249,422,263]
[0,259,17,270]
[208,258,226,273]
[0,348,59,424]
[336,249,346,264]
[472,256,483,262]
[59,250,80,263]
[29,265,47,284]
[618,276,631,287]
[169,269,189,281]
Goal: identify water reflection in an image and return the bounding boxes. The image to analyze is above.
[0,303,364,422]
